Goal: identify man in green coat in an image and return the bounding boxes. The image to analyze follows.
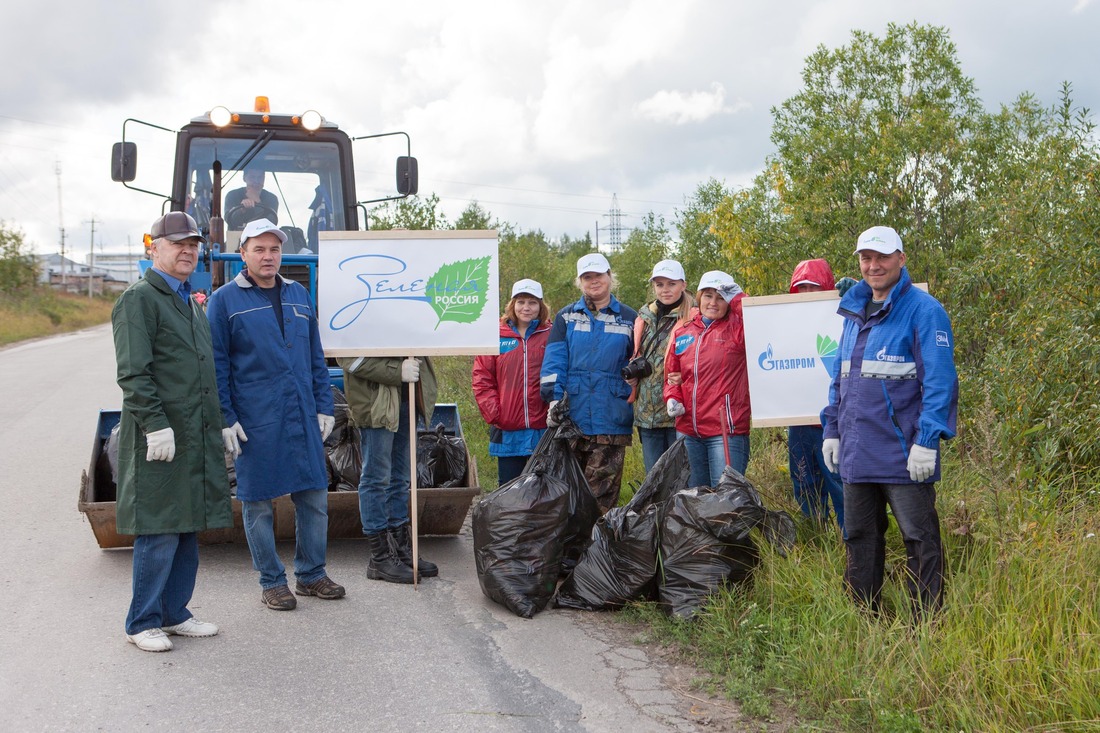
[112,211,232,652]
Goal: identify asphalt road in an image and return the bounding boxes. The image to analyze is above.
[0,325,737,733]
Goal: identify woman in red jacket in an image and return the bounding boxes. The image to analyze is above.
[472,279,551,485]
[664,270,751,487]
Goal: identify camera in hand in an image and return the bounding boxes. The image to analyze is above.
[621,356,653,381]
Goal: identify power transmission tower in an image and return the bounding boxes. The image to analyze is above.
[598,193,631,254]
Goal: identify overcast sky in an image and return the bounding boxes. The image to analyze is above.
[1,0,1097,256]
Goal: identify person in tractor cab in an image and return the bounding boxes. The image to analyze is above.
[225,168,279,229]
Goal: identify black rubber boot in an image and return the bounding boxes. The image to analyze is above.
[389,524,439,578]
[366,532,413,584]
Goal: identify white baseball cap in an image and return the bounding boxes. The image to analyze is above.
[855,225,903,254]
[511,278,544,299]
[240,218,288,248]
[650,259,685,281]
[576,252,611,276]
[697,270,735,291]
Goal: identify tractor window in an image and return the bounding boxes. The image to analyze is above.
[185,137,346,252]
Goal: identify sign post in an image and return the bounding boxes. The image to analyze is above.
[320,230,499,587]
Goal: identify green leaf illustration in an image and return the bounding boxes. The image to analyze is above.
[816,333,839,357]
[424,256,490,330]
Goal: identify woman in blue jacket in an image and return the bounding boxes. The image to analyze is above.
[540,253,637,513]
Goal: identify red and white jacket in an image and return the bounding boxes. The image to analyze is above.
[472,320,551,431]
[663,297,751,437]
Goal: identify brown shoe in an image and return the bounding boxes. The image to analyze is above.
[261,584,297,611]
[294,576,346,600]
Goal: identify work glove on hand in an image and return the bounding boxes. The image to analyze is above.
[546,400,560,427]
[146,427,176,462]
[222,422,248,459]
[835,277,858,297]
[666,398,685,418]
[907,444,938,483]
[400,357,420,383]
[822,438,840,474]
[318,414,335,442]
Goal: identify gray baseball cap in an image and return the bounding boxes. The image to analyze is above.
[150,211,205,243]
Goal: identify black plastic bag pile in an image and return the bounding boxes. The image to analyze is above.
[416,424,468,488]
[325,386,361,492]
[555,437,692,611]
[473,415,600,618]
[556,443,796,619]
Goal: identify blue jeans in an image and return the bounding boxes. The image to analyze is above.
[242,488,329,590]
[125,532,198,635]
[788,425,845,529]
[679,432,750,487]
[637,426,678,473]
[357,405,411,535]
[496,455,529,486]
[843,481,944,617]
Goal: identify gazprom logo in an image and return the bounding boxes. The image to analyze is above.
[758,343,816,371]
[876,346,905,363]
[674,333,695,355]
[499,337,519,354]
[935,330,950,348]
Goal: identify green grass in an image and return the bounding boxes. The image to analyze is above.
[436,358,1100,731]
[0,288,116,345]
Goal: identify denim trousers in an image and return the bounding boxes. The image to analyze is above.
[637,426,678,474]
[496,455,529,486]
[679,432,750,487]
[357,405,411,535]
[242,488,329,590]
[843,481,944,617]
[125,532,198,635]
[788,425,845,529]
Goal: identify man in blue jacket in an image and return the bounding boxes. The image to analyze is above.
[822,226,958,618]
[206,219,344,611]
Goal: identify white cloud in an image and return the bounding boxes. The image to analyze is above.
[634,83,749,125]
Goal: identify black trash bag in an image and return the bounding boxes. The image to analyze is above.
[525,415,601,573]
[325,386,362,492]
[554,438,691,610]
[554,502,661,610]
[472,466,573,618]
[658,467,797,619]
[94,423,121,502]
[416,424,468,488]
[624,436,692,511]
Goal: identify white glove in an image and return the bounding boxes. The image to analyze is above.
[546,400,560,427]
[318,414,335,441]
[666,398,685,418]
[222,421,248,458]
[822,438,840,474]
[146,427,176,462]
[907,444,937,483]
[401,357,420,383]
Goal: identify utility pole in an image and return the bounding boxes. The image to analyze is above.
[56,161,66,286]
[86,217,97,298]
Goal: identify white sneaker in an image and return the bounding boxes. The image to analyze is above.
[127,628,173,652]
[162,617,219,638]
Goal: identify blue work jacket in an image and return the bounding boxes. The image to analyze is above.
[540,295,637,436]
[822,268,958,484]
[206,272,334,501]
